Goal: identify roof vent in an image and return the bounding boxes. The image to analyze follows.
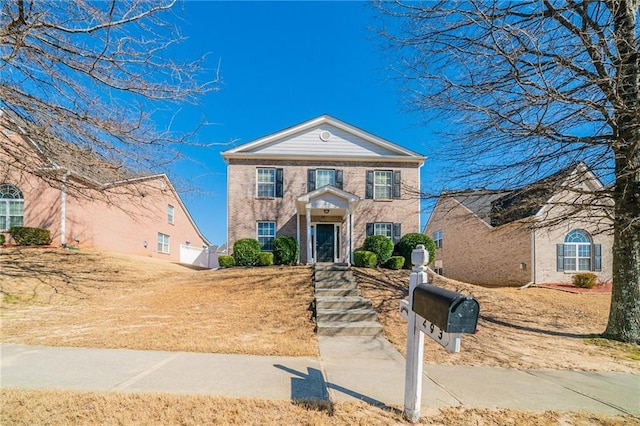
[319,130,332,141]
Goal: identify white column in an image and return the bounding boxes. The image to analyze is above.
[296,213,300,264]
[345,209,351,266]
[306,206,312,264]
[60,172,69,246]
[404,245,428,423]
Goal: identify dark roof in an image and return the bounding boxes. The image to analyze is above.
[452,165,581,227]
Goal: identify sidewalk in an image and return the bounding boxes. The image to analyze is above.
[1,341,638,417]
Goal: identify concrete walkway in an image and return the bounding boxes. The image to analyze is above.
[2,341,638,417]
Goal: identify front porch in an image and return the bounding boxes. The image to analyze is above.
[295,186,360,265]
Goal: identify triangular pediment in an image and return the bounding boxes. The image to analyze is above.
[222,115,425,163]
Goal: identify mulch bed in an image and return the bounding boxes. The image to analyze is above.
[536,282,612,294]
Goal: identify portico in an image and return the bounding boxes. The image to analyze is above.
[296,186,360,265]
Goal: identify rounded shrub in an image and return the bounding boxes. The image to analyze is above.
[273,235,299,265]
[397,233,436,269]
[258,252,274,266]
[232,238,261,266]
[218,255,236,268]
[0,234,5,245]
[362,235,394,265]
[572,273,597,289]
[385,256,405,270]
[354,250,377,268]
[9,226,51,246]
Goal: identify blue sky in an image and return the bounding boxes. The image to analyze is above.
[169,1,441,245]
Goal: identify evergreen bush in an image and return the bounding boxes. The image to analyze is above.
[0,234,5,245]
[362,235,394,265]
[218,255,236,268]
[273,235,299,265]
[258,252,274,266]
[385,256,405,270]
[232,238,261,266]
[397,233,436,269]
[354,250,377,268]
[8,226,51,246]
[572,273,597,289]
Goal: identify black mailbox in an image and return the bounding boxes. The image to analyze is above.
[412,284,479,333]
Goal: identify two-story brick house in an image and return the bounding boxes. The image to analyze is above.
[222,115,426,265]
[424,163,613,287]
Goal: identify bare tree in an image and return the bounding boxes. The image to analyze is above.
[0,0,216,192]
[377,1,639,343]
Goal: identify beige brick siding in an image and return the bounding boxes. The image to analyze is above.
[425,197,532,286]
[227,159,421,261]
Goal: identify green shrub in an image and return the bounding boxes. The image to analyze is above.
[397,233,436,269]
[9,226,51,246]
[233,238,262,266]
[258,252,274,266]
[573,273,597,289]
[385,256,405,270]
[362,235,394,265]
[0,234,5,245]
[218,255,236,268]
[273,235,299,265]
[354,250,377,268]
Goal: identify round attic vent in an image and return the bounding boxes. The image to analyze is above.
[319,130,332,141]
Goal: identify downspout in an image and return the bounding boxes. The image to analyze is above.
[520,228,536,290]
[60,171,70,246]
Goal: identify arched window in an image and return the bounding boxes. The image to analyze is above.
[557,230,601,272]
[0,184,24,231]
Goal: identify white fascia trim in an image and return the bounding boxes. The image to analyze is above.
[222,153,426,164]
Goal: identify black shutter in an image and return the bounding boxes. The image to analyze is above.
[307,169,315,192]
[366,223,374,237]
[335,169,343,190]
[556,244,564,271]
[593,244,602,272]
[393,170,402,199]
[275,168,283,198]
[392,223,402,244]
[365,170,374,199]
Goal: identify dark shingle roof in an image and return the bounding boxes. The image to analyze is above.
[453,165,580,227]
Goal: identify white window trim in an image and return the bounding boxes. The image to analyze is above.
[373,222,393,238]
[373,170,393,200]
[433,230,443,249]
[0,184,24,231]
[157,233,170,254]
[257,221,276,251]
[256,168,276,198]
[167,204,175,225]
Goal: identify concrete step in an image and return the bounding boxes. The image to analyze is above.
[316,320,383,337]
[314,288,360,297]
[314,264,350,271]
[314,270,355,282]
[314,279,358,290]
[315,296,373,310]
[316,308,377,322]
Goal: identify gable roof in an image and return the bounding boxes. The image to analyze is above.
[445,163,604,227]
[222,115,426,164]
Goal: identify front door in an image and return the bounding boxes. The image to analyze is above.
[316,224,335,262]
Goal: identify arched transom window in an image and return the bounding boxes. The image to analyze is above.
[0,184,24,231]
[562,230,592,272]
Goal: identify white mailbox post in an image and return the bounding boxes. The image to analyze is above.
[402,244,479,423]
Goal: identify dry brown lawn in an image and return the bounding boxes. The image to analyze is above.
[2,389,637,426]
[2,247,638,425]
[354,267,640,374]
[1,247,317,356]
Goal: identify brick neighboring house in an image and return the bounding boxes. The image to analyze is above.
[222,115,426,265]
[424,163,613,287]
[1,112,211,264]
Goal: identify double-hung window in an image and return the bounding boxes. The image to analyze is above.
[257,221,276,251]
[366,222,402,244]
[0,184,24,231]
[374,170,393,199]
[315,169,336,188]
[157,233,170,254]
[433,230,443,249]
[256,168,276,198]
[167,205,175,224]
[365,170,401,199]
